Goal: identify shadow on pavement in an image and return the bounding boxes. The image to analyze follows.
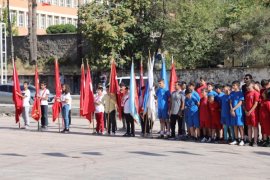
[253,151,270,156]
[0,153,26,157]
[129,151,167,156]
[42,152,69,157]
[167,151,203,156]
[82,152,103,156]
[210,150,239,155]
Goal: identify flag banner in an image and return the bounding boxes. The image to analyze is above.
[31,65,41,121]
[160,57,169,90]
[12,61,23,123]
[52,59,62,122]
[109,60,122,120]
[169,58,177,93]
[129,62,140,124]
[80,63,85,117]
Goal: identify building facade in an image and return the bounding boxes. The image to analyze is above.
[0,0,102,36]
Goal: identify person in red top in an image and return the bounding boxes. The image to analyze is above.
[244,81,260,146]
[196,77,207,98]
[208,94,222,142]
[259,88,270,147]
[199,88,211,143]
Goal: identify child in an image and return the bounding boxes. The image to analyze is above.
[39,81,50,130]
[259,88,270,147]
[215,84,225,104]
[208,94,222,143]
[199,88,211,143]
[19,81,31,129]
[185,88,200,140]
[229,81,245,146]
[244,81,260,146]
[94,87,105,135]
[220,85,234,143]
[207,82,218,98]
[60,84,71,133]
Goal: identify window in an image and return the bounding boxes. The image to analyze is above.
[73,19,77,27]
[54,16,59,25]
[52,0,58,5]
[67,18,72,24]
[18,11,24,27]
[60,0,65,6]
[47,15,53,26]
[66,0,71,7]
[26,13,28,27]
[73,0,78,7]
[40,14,46,29]
[10,10,17,25]
[61,17,65,24]
[36,13,39,28]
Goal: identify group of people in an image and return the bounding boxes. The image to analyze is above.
[17,73,270,148]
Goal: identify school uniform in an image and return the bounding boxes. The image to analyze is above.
[22,89,31,126]
[185,96,200,128]
[220,95,231,126]
[156,88,171,120]
[199,97,211,129]
[245,90,260,127]
[39,88,50,128]
[208,101,222,130]
[123,94,135,136]
[259,100,270,136]
[95,94,104,133]
[196,84,207,98]
[170,90,185,137]
[229,91,244,126]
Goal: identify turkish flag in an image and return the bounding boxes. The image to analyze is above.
[109,60,122,120]
[169,61,178,93]
[52,59,62,122]
[42,2,51,6]
[82,64,95,121]
[12,61,23,123]
[31,65,41,121]
[79,63,85,117]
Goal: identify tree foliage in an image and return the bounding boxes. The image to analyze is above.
[46,24,77,34]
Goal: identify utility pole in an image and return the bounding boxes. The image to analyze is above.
[28,0,37,64]
[28,0,33,63]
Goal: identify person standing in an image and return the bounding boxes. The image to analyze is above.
[120,83,127,130]
[102,85,118,135]
[122,87,135,137]
[156,79,171,138]
[196,77,207,98]
[94,87,105,134]
[169,82,185,139]
[39,82,50,130]
[60,84,71,133]
[19,81,31,129]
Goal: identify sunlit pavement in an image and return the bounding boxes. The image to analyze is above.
[0,116,269,180]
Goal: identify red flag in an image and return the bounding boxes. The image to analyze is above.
[169,59,178,93]
[52,59,62,122]
[82,64,95,121]
[12,61,23,123]
[109,60,122,120]
[31,65,41,121]
[80,63,85,116]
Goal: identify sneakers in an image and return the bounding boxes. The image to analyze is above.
[239,140,244,146]
[252,143,258,147]
[61,129,69,133]
[207,137,212,143]
[201,137,207,143]
[230,140,238,145]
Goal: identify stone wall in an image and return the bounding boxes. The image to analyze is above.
[9,33,82,63]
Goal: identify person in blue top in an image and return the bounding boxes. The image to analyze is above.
[220,85,234,143]
[215,84,225,104]
[229,81,245,146]
[188,82,200,102]
[156,79,171,138]
[207,82,218,98]
[185,88,200,140]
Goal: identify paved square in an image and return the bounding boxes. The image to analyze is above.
[0,116,269,180]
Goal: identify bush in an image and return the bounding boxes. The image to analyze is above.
[46,24,76,34]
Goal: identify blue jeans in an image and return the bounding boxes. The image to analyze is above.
[62,104,70,129]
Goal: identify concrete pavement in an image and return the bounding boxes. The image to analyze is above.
[0,116,269,180]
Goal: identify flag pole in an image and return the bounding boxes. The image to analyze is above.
[92,114,95,133]
[107,59,113,134]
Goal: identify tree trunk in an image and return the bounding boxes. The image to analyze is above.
[7,0,14,61]
[28,0,33,63]
[32,0,38,64]
[77,0,83,63]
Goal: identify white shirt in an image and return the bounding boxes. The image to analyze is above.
[123,94,130,114]
[22,89,31,107]
[39,89,50,106]
[95,94,104,113]
[61,93,71,107]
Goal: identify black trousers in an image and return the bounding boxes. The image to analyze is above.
[170,114,183,137]
[105,110,116,134]
[124,113,135,135]
[41,105,48,127]
[140,114,152,134]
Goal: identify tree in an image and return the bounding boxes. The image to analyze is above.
[46,24,77,34]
